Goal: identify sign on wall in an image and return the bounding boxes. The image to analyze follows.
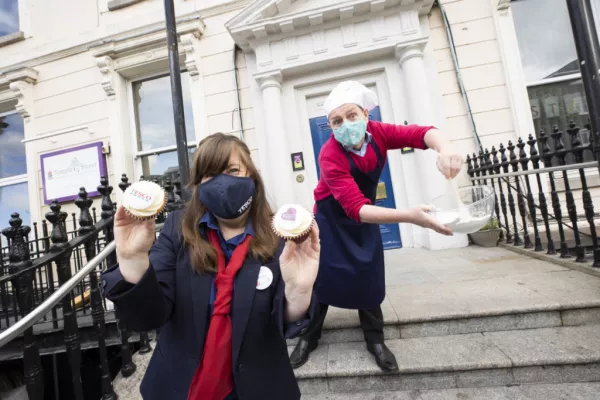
[40,142,107,205]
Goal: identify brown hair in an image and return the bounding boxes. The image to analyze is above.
[181,133,279,273]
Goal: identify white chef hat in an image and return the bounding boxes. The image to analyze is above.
[324,81,379,117]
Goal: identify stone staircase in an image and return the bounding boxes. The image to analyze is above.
[113,246,600,399]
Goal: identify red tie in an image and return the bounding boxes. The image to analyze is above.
[187,230,252,400]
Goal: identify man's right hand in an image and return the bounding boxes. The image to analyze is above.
[407,205,453,236]
[114,206,155,283]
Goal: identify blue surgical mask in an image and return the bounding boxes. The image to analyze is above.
[333,119,367,148]
[198,174,255,220]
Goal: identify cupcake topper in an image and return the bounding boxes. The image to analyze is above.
[281,207,297,222]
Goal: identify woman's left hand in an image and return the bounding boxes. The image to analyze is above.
[436,151,464,179]
[279,223,320,293]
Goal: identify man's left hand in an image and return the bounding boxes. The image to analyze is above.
[436,151,463,179]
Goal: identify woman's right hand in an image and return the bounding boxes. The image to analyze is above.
[114,206,155,283]
[407,205,453,236]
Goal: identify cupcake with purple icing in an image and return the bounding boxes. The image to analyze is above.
[272,204,314,243]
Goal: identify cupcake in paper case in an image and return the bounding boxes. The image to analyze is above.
[272,204,314,243]
[122,181,167,220]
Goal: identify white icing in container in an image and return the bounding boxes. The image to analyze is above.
[430,185,496,235]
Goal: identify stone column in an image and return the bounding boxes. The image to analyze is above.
[396,44,467,250]
[257,71,295,208]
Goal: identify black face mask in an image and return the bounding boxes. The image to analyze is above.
[197,174,255,220]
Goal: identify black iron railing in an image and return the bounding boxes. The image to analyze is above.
[0,174,185,399]
[467,121,600,268]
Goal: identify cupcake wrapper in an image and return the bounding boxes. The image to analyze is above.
[271,219,315,244]
[124,192,167,221]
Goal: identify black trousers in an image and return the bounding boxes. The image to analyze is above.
[301,303,384,345]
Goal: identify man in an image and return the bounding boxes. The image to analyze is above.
[290,81,463,372]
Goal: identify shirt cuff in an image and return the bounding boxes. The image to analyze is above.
[281,291,319,339]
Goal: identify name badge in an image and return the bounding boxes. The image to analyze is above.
[256,266,273,290]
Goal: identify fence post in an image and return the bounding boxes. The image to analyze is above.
[568,121,600,267]
[111,175,137,377]
[539,130,571,258]
[528,134,556,255]
[46,201,84,400]
[552,126,585,261]
[500,144,523,246]
[75,188,117,400]
[484,149,504,241]
[508,140,532,248]
[517,138,543,251]
[1,213,44,400]
[491,146,512,243]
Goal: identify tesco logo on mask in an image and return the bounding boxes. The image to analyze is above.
[238,196,253,215]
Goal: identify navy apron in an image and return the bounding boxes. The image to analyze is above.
[314,139,385,309]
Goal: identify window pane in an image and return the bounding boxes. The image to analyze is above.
[133,72,196,152]
[139,148,196,186]
[0,0,19,37]
[512,0,579,82]
[529,78,595,163]
[0,113,26,179]
[0,182,30,228]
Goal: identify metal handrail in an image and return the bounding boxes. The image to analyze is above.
[0,222,165,348]
[469,161,598,181]
[0,241,116,347]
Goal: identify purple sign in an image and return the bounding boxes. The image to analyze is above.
[40,142,107,205]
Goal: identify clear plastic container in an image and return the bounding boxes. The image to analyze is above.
[430,185,496,234]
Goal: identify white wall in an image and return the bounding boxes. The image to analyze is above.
[428,0,520,188]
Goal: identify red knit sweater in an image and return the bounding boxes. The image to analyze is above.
[313,121,433,222]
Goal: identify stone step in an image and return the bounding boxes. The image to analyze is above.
[292,325,600,395]
[287,302,600,345]
[286,249,600,346]
[302,382,600,400]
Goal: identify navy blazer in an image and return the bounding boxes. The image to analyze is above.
[102,210,318,400]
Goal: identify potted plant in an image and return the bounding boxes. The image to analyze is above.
[468,218,501,247]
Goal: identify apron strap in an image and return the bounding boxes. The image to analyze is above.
[343,134,385,184]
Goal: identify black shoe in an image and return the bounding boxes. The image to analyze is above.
[290,339,317,369]
[366,343,399,372]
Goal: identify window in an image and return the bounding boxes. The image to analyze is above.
[512,0,596,163]
[0,112,30,227]
[131,72,196,185]
[0,0,20,37]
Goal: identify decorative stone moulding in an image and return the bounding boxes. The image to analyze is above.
[0,67,39,122]
[226,0,434,48]
[91,14,205,98]
[225,0,432,78]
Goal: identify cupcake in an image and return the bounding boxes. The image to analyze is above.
[122,181,167,220]
[272,204,314,243]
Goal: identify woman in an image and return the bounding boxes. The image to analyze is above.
[102,133,320,400]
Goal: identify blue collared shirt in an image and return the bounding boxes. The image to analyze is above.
[199,212,255,262]
[344,132,372,157]
[199,212,255,315]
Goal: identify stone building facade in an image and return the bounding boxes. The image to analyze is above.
[0,0,595,250]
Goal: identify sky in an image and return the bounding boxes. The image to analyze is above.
[0,0,19,37]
